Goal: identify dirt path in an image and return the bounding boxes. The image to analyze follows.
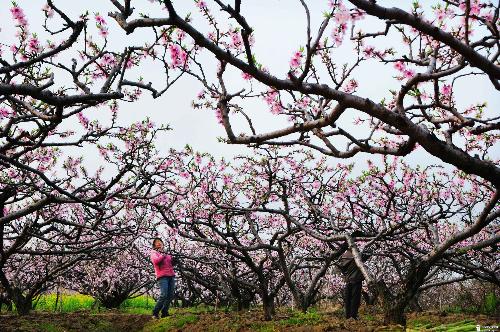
[0,311,151,332]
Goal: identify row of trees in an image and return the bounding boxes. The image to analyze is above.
[1,146,497,324]
[0,0,498,325]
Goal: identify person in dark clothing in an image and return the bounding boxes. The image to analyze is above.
[338,248,364,320]
[337,231,371,320]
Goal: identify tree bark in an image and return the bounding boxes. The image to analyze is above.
[262,294,276,321]
[12,289,32,316]
[383,303,407,326]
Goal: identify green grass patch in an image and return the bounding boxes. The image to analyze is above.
[119,307,153,315]
[143,313,198,332]
[483,292,498,315]
[34,293,95,312]
[247,322,277,332]
[408,319,479,332]
[410,318,433,329]
[364,314,376,321]
[279,308,324,326]
[37,322,62,332]
[121,295,155,310]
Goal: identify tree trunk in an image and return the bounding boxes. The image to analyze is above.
[12,290,32,316]
[100,292,130,309]
[262,295,275,321]
[376,282,407,326]
[376,263,430,326]
[362,290,376,305]
[408,292,423,312]
[295,294,313,313]
[383,304,406,326]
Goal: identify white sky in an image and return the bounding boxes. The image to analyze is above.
[1,0,498,176]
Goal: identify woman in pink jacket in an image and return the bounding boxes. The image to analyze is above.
[150,238,176,319]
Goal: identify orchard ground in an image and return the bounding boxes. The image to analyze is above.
[0,294,498,332]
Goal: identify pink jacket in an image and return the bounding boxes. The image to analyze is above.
[150,250,175,279]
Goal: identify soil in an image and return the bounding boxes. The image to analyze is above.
[0,308,497,332]
[0,310,150,332]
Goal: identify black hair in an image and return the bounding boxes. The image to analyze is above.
[152,237,163,248]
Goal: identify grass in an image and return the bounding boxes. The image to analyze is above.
[120,295,156,314]
[34,293,95,312]
[279,308,324,326]
[37,322,60,332]
[142,313,198,332]
[121,295,155,310]
[1,294,498,331]
[408,319,479,331]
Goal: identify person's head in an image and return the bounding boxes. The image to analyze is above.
[152,238,164,250]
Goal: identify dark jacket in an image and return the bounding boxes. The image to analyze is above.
[338,250,369,283]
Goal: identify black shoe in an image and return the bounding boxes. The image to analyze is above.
[161,311,170,318]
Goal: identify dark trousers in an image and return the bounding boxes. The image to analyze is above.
[344,280,362,319]
[153,276,175,317]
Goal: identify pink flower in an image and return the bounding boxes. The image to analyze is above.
[125,58,135,69]
[263,89,278,105]
[42,3,54,18]
[334,8,350,25]
[351,8,365,21]
[441,84,452,96]
[207,32,216,42]
[10,6,24,19]
[98,146,109,158]
[176,30,186,41]
[331,23,347,46]
[215,107,224,124]
[403,68,415,78]
[101,53,116,66]
[394,61,405,72]
[180,49,188,65]
[241,72,253,80]
[459,0,481,16]
[344,79,358,94]
[434,7,455,22]
[195,154,202,164]
[77,112,89,128]
[95,14,106,25]
[222,174,232,186]
[482,10,494,22]
[270,103,282,115]
[28,37,41,52]
[169,44,184,67]
[362,45,375,57]
[290,50,302,69]
[0,107,12,119]
[168,44,181,67]
[10,5,28,28]
[230,31,242,49]
[297,97,310,109]
[197,1,207,9]
[98,27,109,38]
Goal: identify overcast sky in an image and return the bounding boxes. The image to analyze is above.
[1,0,498,176]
